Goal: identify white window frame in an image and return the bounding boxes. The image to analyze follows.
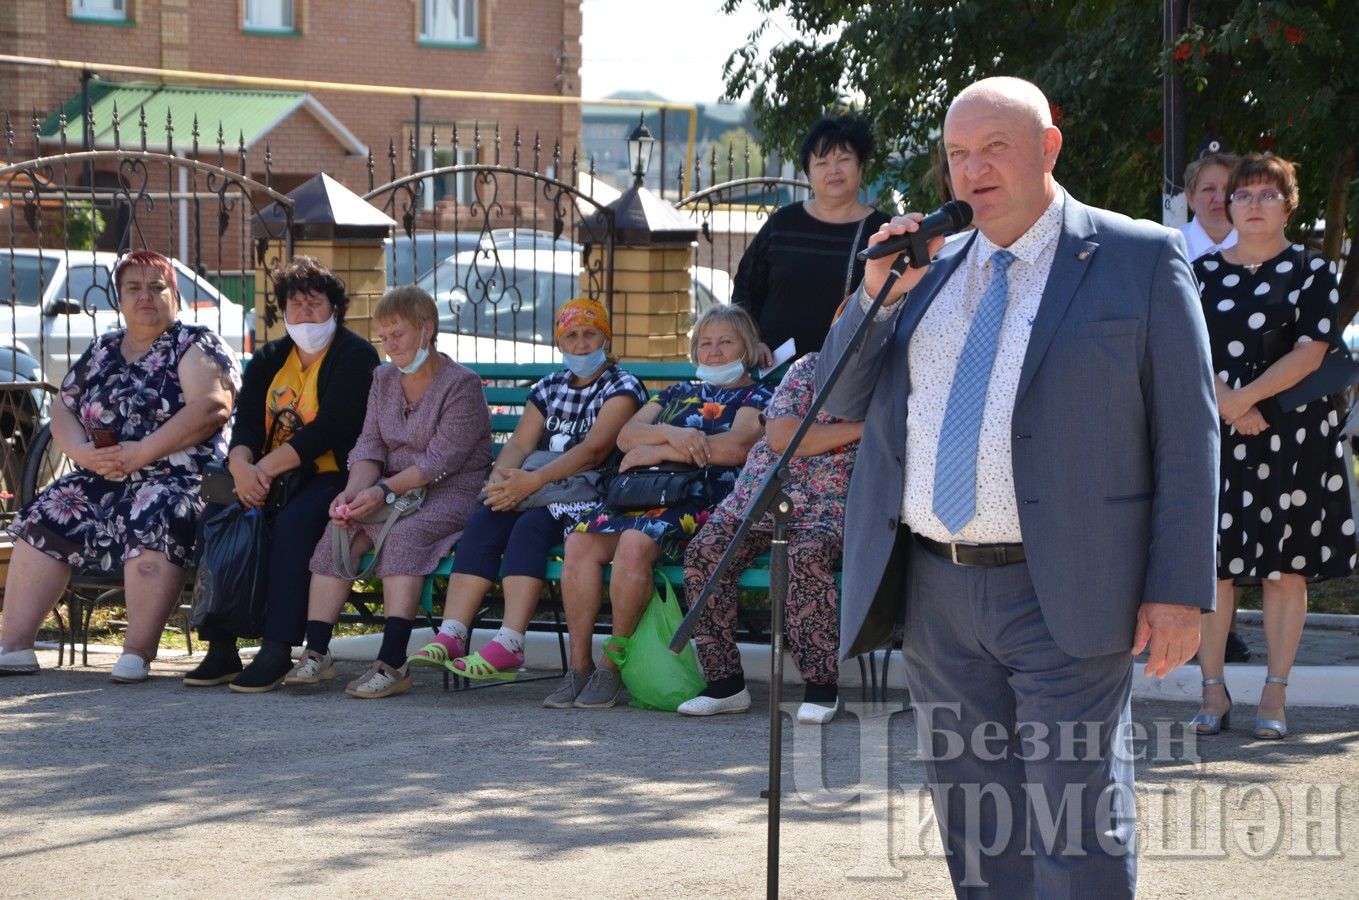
[244,0,295,32]
[72,0,127,21]
[419,146,477,211]
[420,0,477,44]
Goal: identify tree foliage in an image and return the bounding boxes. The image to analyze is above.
[722,0,1358,314]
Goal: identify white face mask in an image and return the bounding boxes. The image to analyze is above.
[396,327,431,374]
[284,316,337,354]
[695,359,748,386]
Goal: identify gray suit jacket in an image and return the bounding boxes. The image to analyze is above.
[819,195,1219,660]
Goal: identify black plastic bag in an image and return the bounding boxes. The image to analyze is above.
[190,504,269,637]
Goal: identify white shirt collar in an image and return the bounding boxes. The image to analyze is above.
[970,188,1065,269]
[1178,217,1238,261]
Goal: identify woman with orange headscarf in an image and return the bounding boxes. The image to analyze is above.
[407,298,647,682]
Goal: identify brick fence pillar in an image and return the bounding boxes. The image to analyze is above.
[583,181,699,362]
[250,173,394,350]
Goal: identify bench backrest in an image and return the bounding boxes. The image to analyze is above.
[468,360,699,455]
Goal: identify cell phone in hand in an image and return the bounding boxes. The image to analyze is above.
[90,428,118,448]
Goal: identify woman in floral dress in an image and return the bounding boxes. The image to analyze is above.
[549,306,772,710]
[0,250,239,683]
[679,352,862,723]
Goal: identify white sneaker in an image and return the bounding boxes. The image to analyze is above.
[677,688,752,717]
[796,697,841,725]
[109,653,150,684]
[0,647,39,675]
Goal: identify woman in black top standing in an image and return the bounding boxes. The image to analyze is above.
[183,257,379,691]
[733,114,890,369]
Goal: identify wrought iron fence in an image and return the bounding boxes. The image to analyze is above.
[0,107,293,488]
[676,142,809,308]
[364,124,615,365]
[0,101,810,485]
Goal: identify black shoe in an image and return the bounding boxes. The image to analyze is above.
[228,642,294,694]
[1224,631,1252,664]
[182,643,242,687]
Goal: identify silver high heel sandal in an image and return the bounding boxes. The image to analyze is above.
[1253,675,1289,740]
[1190,677,1232,734]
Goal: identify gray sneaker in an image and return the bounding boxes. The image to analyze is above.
[572,667,622,709]
[543,669,591,709]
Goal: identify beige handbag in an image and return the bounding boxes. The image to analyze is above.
[331,487,427,581]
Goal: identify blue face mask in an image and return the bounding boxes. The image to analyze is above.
[695,359,748,386]
[562,347,608,379]
[396,328,430,374]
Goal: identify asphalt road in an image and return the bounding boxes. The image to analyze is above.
[1,651,1356,899]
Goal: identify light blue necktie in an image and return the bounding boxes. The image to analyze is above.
[932,250,1016,534]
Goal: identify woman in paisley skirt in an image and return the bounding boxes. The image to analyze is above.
[680,352,862,723]
[0,250,239,683]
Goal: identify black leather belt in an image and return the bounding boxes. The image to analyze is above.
[915,534,1026,567]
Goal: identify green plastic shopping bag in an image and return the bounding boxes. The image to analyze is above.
[603,572,706,711]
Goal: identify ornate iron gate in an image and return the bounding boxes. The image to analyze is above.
[0,110,294,510]
[363,128,615,365]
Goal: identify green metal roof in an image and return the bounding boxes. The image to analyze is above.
[39,81,366,155]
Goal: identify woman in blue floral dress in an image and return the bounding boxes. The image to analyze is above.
[547,306,772,710]
[0,250,239,683]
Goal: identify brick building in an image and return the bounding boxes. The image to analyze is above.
[1,0,584,263]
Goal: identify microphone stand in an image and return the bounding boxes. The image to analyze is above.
[670,244,924,900]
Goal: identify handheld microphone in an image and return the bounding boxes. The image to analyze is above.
[856,200,973,266]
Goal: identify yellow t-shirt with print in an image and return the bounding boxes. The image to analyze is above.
[266,346,338,474]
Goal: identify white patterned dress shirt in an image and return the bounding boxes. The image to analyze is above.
[902,191,1065,543]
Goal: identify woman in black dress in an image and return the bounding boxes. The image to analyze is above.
[733,114,890,369]
[1191,153,1355,740]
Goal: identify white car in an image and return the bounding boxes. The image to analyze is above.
[415,246,732,364]
[0,249,253,384]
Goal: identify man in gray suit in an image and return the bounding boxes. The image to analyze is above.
[819,77,1218,897]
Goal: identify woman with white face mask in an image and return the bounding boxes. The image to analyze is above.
[406,298,648,684]
[548,305,773,710]
[184,257,379,692]
[288,286,493,700]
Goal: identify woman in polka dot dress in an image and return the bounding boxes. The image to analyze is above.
[1192,153,1355,741]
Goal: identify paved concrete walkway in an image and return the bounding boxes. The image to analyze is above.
[2,650,1356,898]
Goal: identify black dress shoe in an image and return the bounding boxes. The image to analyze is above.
[182,645,242,687]
[1224,631,1252,663]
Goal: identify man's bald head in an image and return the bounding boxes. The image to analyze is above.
[941,76,1062,247]
[948,77,1053,137]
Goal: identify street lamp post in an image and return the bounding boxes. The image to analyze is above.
[626,114,655,187]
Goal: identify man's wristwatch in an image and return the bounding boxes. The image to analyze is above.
[376,480,397,505]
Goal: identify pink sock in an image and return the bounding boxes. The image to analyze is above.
[431,631,465,657]
[454,637,523,672]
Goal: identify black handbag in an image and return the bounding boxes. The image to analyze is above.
[1275,343,1359,412]
[1251,249,1359,423]
[189,503,270,637]
[605,463,713,510]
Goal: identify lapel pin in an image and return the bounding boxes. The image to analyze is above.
[1077,250,1091,261]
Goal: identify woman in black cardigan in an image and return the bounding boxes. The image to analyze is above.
[184,257,379,691]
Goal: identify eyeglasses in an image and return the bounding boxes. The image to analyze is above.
[1228,189,1287,208]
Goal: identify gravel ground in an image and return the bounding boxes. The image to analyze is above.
[1,651,1356,899]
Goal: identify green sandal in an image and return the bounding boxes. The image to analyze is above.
[451,648,522,682]
[407,634,464,670]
